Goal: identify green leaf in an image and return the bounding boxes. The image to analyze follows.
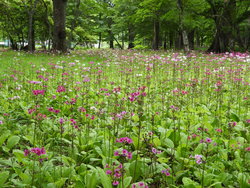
[13,149,25,162]
[97,167,112,188]
[129,161,146,181]
[230,113,240,122]
[163,138,174,148]
[86,172,97,188]
[0,130,11,146]
[211,118,219,127]
[209,182,223,188]
[182,177,197,186]
[55,178,68,187]
[7,135,20,150]
[123,176,132,188]
[0,171,9,186]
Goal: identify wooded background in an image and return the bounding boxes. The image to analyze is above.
[0,0,249,53]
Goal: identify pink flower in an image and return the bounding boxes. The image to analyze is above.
[215,128,222,132]
[205,138,212,143]
[114,151,119,156]
[229,122,237,127]
[57,85,66,92]
[29,147,46,156]
[32,89,45,95]
[162,169,171,176]
[106,170,112,175]
[138,182,144,187]
[112,181,119,186]
[24,149,30,156]
[245,147,250,151]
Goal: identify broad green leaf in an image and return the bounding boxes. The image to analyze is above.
[163,138,174,148]
[182,177,196,185]
[0,130,11,146]
[230,113,240,122]
[0,171,9,186]
[7,135,20,150]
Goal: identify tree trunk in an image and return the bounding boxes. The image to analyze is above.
[188,30,195,50]
[128,24,135,49]
[207,0,237,52]
[52,0,67,53]
[169,31,173,48]
[28,12,35,52]
[98,32,102,48]
[152,19,160,50]
[163,31,167,50]
[208,26,228,53]
[182,30,189,52]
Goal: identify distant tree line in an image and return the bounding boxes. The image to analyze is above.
[0,0,249,53]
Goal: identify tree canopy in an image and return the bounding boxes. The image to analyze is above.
[0,0,249,52]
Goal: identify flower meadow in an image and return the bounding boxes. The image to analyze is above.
[0,50,249,188]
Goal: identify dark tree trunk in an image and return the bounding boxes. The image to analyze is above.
[152,19,160,50]
[188,30,195,50]
[128,24,135,49]
[28,13,35,52]
[98,32,102,49]
[169,31,173,48]
[9,36,18,50]
[196,31,200,48]
[52,0,67,53]
[207,0,237,53]
[175,31,183,49]
[163,32,167,50]
[109,38,114,49]
[27,0,39,52]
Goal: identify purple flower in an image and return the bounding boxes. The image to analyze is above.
[162,169,171,176]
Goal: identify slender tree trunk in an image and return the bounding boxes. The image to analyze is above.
[128,24,135,49]
[163,31,167,50]
[188,30,195,50]
[52,0,67,53]
[169,31,173,48]
[152,19,160,50]
[98,33,102,48]
[27,0,39,52]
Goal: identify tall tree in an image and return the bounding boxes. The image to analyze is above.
[52,0,67,52]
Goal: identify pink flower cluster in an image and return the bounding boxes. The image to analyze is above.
[116,137,133,144]
[48,107,60,114]
[132,182,149,188]
[161,169,171,176]
[128,91,146,102]
[105,163,123,186]
[57,85,66,92]
[24,147,46,156]
[152,147,162,154]
[191,154,203,164]
[114,149,132,159]
[228,122,237,127]
[32,89,45,95]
